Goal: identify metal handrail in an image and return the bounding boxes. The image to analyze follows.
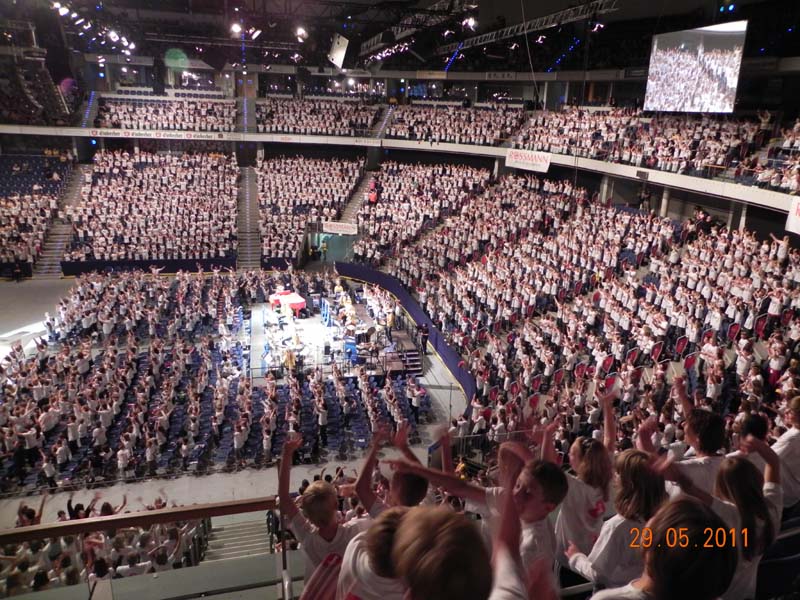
[0,495,277,545]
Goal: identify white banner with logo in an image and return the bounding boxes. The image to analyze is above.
[786,196,800,234]
[505,148,552,173]
[88,128,238,141]
[322,221,359,235]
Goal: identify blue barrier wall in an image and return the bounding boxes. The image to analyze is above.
[60,257,237,276]
[335,262,476,404]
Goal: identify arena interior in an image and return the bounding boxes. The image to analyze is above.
[1,0,800,598]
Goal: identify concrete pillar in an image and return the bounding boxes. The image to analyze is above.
[541,81,548,109]
[564,81,569,107]
[599,175,610,204]
[739,203,748,231]
[608,82,614,105]
[493,158,501,179]
[659,188,670,218]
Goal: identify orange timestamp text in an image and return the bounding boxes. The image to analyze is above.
[629,527,748,549]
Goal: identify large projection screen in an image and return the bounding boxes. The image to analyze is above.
[644,20,747,113]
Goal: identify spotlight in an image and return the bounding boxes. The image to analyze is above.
[127,42,134,50]
[251,29,262,40]
[443,29,454,37]
[296,26,307,42]
[83,22,92,29]
[231,23,242,34]
[108,30,119,42]
[536,35,546,44]
[52,2,61,8]
[121,36,128,46]
[74,18,84,25]
[58,6,69,16]
[71,11,77,18]
[728,3,735,10]
[121,66,127,72]
[719,5,725,11]
[591,22,604,32]
[462,17,476,30]
[347,78,355,86]
[90,139,97,145]
[98,72,104,78]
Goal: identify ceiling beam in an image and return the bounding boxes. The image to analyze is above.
[436,0,619,55]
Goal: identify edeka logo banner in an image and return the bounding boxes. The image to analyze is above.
[505,148,552,173]
[785,196,800,234]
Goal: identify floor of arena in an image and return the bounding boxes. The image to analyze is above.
[0,275,466,527]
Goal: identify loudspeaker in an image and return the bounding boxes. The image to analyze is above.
[324,343,331,356]
[380,30,396,44]
[204,51,228,72]
[297,67,310,84]
[152,56,166,95]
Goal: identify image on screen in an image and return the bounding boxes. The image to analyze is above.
[643,20,747,113]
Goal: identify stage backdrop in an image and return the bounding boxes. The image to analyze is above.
[335,262,477,407]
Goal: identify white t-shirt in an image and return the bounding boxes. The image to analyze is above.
[484,487,557,568]
[290,512,371,580]
[711,482,783,600]
[590,583,650,600]
[773,427,800,507]
[568,514,645,589]
[488,545,528,600]
[667,455,725,497]
[336,532,405,600]
[555,474,607,561]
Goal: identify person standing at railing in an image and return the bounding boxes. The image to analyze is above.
[279,433,371,581]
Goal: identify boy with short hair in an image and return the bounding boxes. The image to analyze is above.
[279,433,370,580]
[387,442,568,572]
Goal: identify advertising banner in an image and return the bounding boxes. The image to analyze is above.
[505,148,552,173]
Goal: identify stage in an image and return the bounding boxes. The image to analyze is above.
[247,284,414,382]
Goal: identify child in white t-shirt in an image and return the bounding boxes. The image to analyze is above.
[279,433,370,581]
[336,507,407,600]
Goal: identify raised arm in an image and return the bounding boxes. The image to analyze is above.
[741,434,781,485]
[653,455,713,506]
[393,420,421,465]
[673,375,693,419]
[438,428,454,474]
[385,458,488,505]
[599,390,616,453]
[354,426,390,512]
[278,433,303,520]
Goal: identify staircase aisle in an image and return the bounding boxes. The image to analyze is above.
[238,98,256,133]
[237,167,261,271]
[371,105,395,138]
[339,173,372,224]
[33,164,87,279]
[204,520,271,562]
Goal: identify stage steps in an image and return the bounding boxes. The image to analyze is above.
[339,173,372,224]
[205,520,272,562]
[33,164,87,279]
[401,349,423,377]
[237,167,261,271]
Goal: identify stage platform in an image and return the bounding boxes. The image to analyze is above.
[247,293,416,382]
